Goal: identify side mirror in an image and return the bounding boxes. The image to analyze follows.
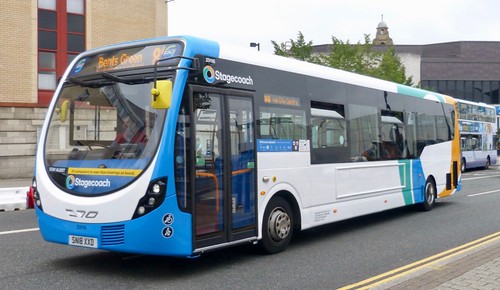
[151,80,172,109]
[60,100,69,122]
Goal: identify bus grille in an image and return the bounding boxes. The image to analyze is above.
[101,224,125,246]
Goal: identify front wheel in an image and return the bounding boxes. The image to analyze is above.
[261,196,294,254]
[418,179,436,211]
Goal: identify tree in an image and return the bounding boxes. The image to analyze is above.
[374,47,414,86]
[319,34,379,76]
[272,32,414,86]
[271,31,320,64]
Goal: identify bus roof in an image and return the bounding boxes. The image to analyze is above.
[75,35,452,104]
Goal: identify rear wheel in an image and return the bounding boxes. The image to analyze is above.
[484,156,490,169]
[461,158,466,173]
[261,196,294,254]
[419,178,436,211]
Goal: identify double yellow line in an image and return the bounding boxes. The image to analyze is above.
[339,231,500,290]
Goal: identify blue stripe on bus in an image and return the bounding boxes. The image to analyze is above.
[412,159,426,204]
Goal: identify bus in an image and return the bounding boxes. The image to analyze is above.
[457,99,497,172]
[33,36,461,257]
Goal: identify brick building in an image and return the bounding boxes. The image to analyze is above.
[0,0,167,179]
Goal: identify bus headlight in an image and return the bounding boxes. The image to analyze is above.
[137,206,146,216]
[132,178,167,219]
[152,183,161,194]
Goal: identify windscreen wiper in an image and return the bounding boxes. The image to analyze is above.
[68,72,152,88]
[67,77,111,88]
[100,72,152,85]
[100,72,132,84]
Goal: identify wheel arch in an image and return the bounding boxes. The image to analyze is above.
[272,190,302,231]
[258,187,303,240]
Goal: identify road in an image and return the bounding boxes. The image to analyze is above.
[1,167,499,289]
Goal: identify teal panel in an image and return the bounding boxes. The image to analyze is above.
[397,85,445,103]
[398,159,413,205]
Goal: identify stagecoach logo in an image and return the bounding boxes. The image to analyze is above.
[203,65,216,83]
[73,58,87,74]
[202,65,254,86]
[66,175,111,189]
[162,44,179,58]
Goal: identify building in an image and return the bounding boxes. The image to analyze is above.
[372,15,393,46]
[314,18,500,106]
[0,0,168,179]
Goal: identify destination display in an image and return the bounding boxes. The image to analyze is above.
[70,42,183,75]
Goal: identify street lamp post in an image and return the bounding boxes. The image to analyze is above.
[250,42,260,51]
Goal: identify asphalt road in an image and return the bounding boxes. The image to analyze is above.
[1,167,499,289]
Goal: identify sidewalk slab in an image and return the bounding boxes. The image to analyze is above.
[374,235,500,290]
[0,178,32,188]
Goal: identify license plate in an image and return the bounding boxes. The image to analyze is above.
[68,235,98,248]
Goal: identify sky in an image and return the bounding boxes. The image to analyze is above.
[168,0,500,54]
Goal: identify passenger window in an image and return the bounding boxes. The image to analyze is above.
[311,108,346,149]
[310,102,349,164]
[258,107,306,140]
[348,104,380,161]
[381,111,406,160]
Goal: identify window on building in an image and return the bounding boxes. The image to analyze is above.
[491,82,500,104]
[38,0,85,106]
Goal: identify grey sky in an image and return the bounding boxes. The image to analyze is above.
[168,0,500,53]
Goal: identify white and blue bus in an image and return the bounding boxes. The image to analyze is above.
[457,99,497,172]
[33,36,461,257]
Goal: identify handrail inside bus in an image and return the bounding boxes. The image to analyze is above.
[195,172,220,212]
[195,168,253,213]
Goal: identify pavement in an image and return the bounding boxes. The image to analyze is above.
[0,178,32,188]
[1,178,499,289]
[341,232,500,289]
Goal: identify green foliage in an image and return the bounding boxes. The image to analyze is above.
[272,32,414,86]
[271,31,320,64]
[376,47,414,86]
[319,34,379,76]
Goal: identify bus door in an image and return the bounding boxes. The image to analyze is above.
[191,86,257,249]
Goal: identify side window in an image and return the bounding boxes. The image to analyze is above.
[435,116,450,142]
[381,110,406,159]
[415,111,453,156]
[416,114,436,155]
[258,107,306,140]
[310,101,349,164]
[405,112,418,158]
[348,104,380,161]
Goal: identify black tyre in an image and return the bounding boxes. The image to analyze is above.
[419,178,436,211]
[484,156,490,169]
[261,196,294,254]
[461,158,466,173]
